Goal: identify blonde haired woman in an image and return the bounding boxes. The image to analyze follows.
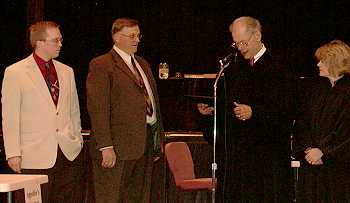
[295,40,350,202]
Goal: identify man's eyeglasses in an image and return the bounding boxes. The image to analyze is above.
[233,32,254,48]
[44,38,63,44]
[118,33,142,40]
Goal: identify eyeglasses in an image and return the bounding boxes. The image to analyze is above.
[118,33,142,40]
[45,38,63,44]
[233,32,254,48]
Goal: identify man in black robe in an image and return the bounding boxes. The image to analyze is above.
[198,16,292,202]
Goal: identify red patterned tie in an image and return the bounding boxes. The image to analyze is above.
[130,56,154,116]
[45,62,59,106]
[250,58,254,67]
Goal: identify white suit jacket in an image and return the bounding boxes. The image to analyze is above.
[1,54,83,169]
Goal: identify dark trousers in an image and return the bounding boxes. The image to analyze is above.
[91,126,154,203]
[14,147,84,203]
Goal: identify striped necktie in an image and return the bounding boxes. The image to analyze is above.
[130,56,153,117]
[45,62,59,106]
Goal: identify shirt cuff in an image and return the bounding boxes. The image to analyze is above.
[99,146,114,151]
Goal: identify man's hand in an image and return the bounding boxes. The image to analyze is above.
[8,156,22,173]
[197,103,214,115]
[305,148,324,165]
[101,148,117,168]
[233,102,252,121]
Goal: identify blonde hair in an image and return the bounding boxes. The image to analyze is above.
[315,40,350,77]
[29,21,59,48]
[111,17,139,36]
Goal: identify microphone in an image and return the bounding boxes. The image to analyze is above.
[219,43,238,68]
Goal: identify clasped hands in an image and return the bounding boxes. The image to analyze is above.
[304,147,324,165]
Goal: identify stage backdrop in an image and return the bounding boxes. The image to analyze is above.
[1,0,350,129]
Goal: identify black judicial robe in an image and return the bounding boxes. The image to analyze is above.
[295,75,350,202]
[203,51,292,202]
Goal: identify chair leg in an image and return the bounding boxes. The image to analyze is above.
[178,190,197,203]
[195,191,209,203]
[194,191,200,203]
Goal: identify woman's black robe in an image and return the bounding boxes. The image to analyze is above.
[295,75,350,202]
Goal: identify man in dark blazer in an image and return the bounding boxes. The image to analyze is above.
[86,17,163,203]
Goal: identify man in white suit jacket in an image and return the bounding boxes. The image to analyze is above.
[1,21,83,203]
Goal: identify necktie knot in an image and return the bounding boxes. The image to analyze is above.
[45,62,51,72]
[250,58,254,67]
[130,56,142,86]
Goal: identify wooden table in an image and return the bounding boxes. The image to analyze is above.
[0,174,48,203]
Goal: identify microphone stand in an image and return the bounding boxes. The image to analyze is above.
[211,51,236,203]
[290,120,300,202]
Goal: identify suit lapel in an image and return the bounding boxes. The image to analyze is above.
[54,61,66,112]
[135,55,157,93]
[110,49,142,89]
[134,55,162,121]
[24,55,56,110]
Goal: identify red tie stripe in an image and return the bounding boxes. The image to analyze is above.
[130,56,154,117]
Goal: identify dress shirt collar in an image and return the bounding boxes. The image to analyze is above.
[252,44,266,64]
[325,74,344,87]
[33,52,53,66]
[33,52,54,75]
[113,45,134,64]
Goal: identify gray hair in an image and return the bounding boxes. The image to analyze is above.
[229,16,262,34]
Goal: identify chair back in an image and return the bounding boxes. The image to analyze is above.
[165,142,195,185]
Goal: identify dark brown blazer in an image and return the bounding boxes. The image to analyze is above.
[86,49,162,160]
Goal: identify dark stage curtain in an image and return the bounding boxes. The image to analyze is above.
[1,0,350,128]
